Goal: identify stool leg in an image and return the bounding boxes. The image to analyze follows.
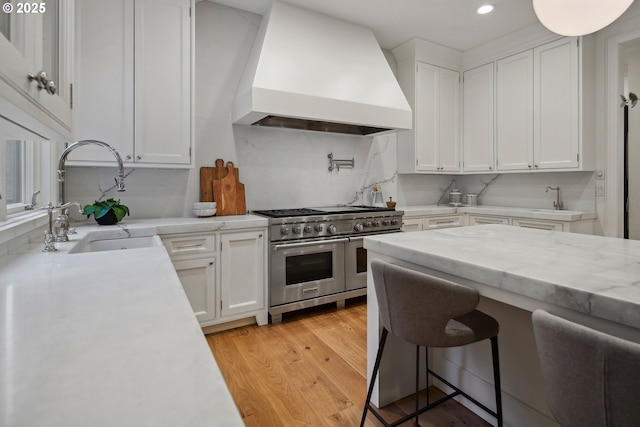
[491,336,503,427]
[425,347,429,405]
[360,328,389,427]
[415,345,420,426]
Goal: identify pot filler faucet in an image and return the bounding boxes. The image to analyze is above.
[545,186,563,210]
[56,140,126,241]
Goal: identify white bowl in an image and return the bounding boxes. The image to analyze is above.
[194,202,216,209]
[194,208,216,217]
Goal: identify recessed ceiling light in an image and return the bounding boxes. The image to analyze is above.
[477,4,495,14]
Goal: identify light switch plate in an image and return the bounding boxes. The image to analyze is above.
[596,184,605,196]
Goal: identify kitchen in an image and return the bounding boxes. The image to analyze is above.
[2,0,640,426]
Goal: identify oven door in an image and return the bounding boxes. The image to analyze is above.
[345,237,368,291]
[270,238,346,306]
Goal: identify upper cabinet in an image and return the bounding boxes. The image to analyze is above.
[495,37,594,172]
[69,0,193,168]
[0,0,74,138]
[462,63,494,173]
[397,61,460,173]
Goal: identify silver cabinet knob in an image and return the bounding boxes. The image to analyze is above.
[28,71,56,94]
[126,155,132,160]
[136,155,142,160]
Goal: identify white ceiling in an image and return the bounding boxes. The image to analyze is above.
[210,0,541,52]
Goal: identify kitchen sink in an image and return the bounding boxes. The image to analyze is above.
[69,235,162,254]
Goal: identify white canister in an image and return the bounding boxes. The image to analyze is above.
[466,192,477,206]
[449,189,462,205]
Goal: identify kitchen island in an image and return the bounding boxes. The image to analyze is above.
[364,225,640,427]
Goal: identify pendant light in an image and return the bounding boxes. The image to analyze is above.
[533,0,634,36]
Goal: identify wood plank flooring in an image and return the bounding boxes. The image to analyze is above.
[206,297,492,427]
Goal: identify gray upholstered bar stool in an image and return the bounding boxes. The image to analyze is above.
[532,309,640,427]
[361,259,503,427]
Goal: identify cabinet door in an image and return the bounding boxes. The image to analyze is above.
[72,0,134,162]
[0,0,73,134]
[220,231,265,318]
[134,0,191,165]
[496,50,534,171]
[415,63,439,172]
[438,68,461,172]
[173,257,217,323]
[463,63,494,172]
[534,38,579,170]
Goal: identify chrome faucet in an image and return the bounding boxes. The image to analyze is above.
[57,140,126,241]
[545,186,563,210]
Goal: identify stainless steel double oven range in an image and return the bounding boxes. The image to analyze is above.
[253,206,403,323]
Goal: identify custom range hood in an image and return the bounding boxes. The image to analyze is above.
[232,1,412,136]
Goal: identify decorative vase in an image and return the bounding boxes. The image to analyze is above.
[95,209,118,225]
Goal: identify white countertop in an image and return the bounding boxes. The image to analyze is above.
[398,204,597,221]
[0,216,266,426]
[364,224,640,330]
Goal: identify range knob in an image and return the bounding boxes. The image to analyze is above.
[280,226,289,235]
[373,221,381,227]
[391,219,399,225]
[353,223,363,232]
[303,225,312,233]
[327,225,337,234]
[382,219,391,226]
[363,220,372,228]
[292,226,301,234]
[314,224,324,232]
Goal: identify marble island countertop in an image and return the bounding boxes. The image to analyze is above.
[0,216,268,427]
[364,224,640,331]
[399,204,597,221]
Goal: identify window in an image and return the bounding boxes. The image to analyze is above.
[0,117,59,222]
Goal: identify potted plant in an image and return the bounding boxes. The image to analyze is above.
[82,198,130,225]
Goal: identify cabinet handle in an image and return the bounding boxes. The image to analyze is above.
[209,261,213,266]
[528,165,532,168]
[176,243,203,249]
[126,155,132,160]
[136,155,142,160]
[534,164,539,168]
[28,71,56,95]
[489,166,493,170]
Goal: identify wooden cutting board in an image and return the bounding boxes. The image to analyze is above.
[200,159,246,215]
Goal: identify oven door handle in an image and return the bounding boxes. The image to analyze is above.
[272,238,349,251]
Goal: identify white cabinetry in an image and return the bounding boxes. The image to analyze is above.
[220,231,266,320]
[463,63,494,172]
[71,0,192,167]
[162,228,268,330]
[496,50,534,171]
[0,1,74,138]
[397,62,460,173]
[496,37,590,172]
[468,214,510,226]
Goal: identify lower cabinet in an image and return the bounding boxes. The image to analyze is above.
[162,228,268,331]
[405,212,594,234]
[220,231,266,320]
[173,257,217,323]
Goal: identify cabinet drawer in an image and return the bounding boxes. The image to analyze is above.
[401,217,424,232]
[512,218,563,231]
[162,233,216,258]
[468,215,510,226]
[424,215,464,230]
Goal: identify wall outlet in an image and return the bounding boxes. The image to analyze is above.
[596,184,605,197]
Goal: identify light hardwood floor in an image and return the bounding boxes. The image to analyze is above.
[206,297,491,427]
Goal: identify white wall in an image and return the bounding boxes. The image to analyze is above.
[65,1,597,221]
